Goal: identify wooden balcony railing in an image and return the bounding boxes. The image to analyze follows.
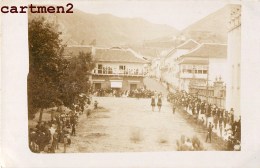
[92,68,148,77]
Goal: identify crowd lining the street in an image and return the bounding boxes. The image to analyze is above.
[167,90,241,151]
[29,85,241,152]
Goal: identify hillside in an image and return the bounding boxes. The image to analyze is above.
[144,5,232,45]
[181,5,231,43]
[28,9,179,47]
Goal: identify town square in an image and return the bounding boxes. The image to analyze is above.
[27,2,241,153]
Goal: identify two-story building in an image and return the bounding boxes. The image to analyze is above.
[92,47,149,91]
[63,45,148,91]
[176,43,228,92]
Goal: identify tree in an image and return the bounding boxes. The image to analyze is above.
[28,17,95,121]
[28,17,67,121]
[59,51,95,109]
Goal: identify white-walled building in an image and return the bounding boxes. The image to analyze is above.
[226,5,241,118]
[160,39,199,90]
[150,57,161,78]
[177,43,228,92]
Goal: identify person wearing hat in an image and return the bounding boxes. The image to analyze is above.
[206,122,214,143]
[224,110,228,128]
[94,100,98,110]
[151,95,156,112]
[230,108,234,125]
[157,95,162,112]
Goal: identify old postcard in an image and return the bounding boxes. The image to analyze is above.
[1,0,260,167]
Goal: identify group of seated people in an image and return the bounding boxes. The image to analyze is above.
[91,87,156,99]
[29,95,92,153]
[29,111,79,153]
[168,90,241,151]
[176,135,204,151]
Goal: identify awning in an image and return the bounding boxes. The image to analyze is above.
[110,80,122,88]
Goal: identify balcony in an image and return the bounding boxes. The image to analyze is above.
[92,68,148,77]
[180,73,207,79]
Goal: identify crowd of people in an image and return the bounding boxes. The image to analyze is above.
[29,111,77,153]
[91,87,157,99]
[167,90,241,151]
[29,95,93,153]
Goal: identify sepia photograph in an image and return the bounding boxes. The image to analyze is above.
[27,1,241,153]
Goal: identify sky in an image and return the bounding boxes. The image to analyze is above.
[75,0,229,30]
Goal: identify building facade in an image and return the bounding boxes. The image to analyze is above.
[63,46,148,91]
[160,39,199,90]
[226,5,241,118]
[189,77,226,108]
[177,43,228,92]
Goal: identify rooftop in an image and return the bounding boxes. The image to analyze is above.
[179,59,209,65]
[63,46,148,64]
[94,48,148,64]
[176,39,199,50]
[63,46,92,58]
[181,43,227,58]
[164,39,199,58]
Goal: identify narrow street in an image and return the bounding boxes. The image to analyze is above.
[143,77,168,96]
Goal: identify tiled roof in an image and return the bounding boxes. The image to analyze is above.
[132,47,159,59]
[179,59,209,65]
[182,43,227,58]
[94,48,148,64]
[177,39,199,50]
[63,46,147,64]
[164,39,199,58]
[63,46,92,58]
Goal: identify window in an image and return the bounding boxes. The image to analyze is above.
[195,68,198,74]
[98,64,103,69]
[98,64,103,73]
[119,65,126,70]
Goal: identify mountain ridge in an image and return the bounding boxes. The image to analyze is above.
[29,9,179,47]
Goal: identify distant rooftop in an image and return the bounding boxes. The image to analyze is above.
[94,48,148,64]
[163,39,199,59]
[181,43,227,58]
[179,59,209,65]
[176,39,199,50]
[63,45,93,58]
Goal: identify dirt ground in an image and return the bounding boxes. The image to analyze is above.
[62,96,220,153]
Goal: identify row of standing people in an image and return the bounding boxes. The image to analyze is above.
[151,92,163,112]
[168,90,241,150]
